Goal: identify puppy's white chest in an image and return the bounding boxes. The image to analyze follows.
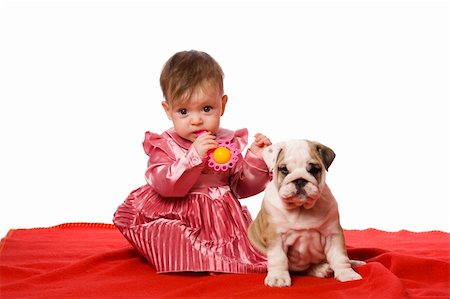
[283,229,326,271]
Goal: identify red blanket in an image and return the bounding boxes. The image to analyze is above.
[1,223,448,299]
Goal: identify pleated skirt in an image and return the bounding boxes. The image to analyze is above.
[113,185,267,273]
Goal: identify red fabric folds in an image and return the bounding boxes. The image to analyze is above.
[1,223,448,299]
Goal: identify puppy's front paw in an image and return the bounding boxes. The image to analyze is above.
[335,268,362,282]
[265,271,291,287]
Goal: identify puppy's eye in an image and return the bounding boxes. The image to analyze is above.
[308,165,321,176]
[278,166,289,175]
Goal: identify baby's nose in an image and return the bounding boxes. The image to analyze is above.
[190,114,203,125]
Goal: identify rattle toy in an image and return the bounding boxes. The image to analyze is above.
[196,130,240,171]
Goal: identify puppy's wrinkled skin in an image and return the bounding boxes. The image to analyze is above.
[248,140,365,287]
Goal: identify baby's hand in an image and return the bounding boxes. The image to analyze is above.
[193,132,217,158]
[249,133,272,159]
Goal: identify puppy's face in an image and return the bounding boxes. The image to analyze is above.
[263,140,335,209]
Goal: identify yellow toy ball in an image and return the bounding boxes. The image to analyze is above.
[212,146,232,164]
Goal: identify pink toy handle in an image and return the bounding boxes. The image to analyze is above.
[195,130,240,171]
[195,130,209,137]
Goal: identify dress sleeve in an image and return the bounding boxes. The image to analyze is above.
[143,132,204,197]
[229,129,271,199]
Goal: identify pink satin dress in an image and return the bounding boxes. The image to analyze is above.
[113,127,268,273]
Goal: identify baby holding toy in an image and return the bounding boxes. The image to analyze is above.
[113,50,272,273]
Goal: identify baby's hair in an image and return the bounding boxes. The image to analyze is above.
[160,50,224,105]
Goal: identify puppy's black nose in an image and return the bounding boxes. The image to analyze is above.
[294,179,308,191]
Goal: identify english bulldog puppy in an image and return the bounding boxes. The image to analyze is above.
[248,140,365,287]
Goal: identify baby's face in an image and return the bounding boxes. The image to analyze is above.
[162,83,227,142]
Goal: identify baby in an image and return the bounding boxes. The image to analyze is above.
[114,50,272,273]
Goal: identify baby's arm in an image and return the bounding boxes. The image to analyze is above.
[231,133,272,198]
[249,133,272,159]
[145,146,204,197]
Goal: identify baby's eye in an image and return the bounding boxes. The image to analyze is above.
[203,106,212,113]
[178,108,188,115]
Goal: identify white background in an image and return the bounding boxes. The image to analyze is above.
[1,0,449,238]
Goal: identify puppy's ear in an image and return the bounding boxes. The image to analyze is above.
[262,142,285,172]
[313,142,336,171]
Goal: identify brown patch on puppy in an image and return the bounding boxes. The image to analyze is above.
[248,207,277,254]
[275,149,286,189]
[306,161,323,184]
[309,141,335,171]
